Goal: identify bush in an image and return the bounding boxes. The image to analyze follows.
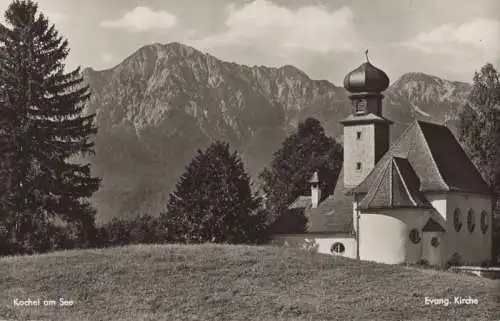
[402,259,446,271]
[0,210,103,256]
[92,226,110,248]
[129,215,162,244]
[446,253,463,269]
[480,260,492,268]
[415,259,430,268]
[0,223,17,256]
[101,218,132,246]
[492,214,500,265]
[301,239,319,254]
[96,215,176,247]
[269,208,307,235]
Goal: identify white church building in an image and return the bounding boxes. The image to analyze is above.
[272,56,493,267]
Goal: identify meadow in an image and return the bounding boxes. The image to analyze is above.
[1,244,499,321]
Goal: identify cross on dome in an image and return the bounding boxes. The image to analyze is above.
[343,51,389,94]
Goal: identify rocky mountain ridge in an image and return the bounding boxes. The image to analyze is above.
[82,42,472,222]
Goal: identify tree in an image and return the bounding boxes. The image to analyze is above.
[259,117,343,233]
[459,63,500,197]
[162,141,266,244]
[0,0,100,253]
[458,63,500,264]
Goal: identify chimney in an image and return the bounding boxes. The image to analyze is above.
[309,171,321,208]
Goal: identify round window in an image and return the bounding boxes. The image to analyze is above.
[480,211,488,234]
[467,209,476,233]
[431,237,439,248]
[409,229,421,244]
[453,209,462,232]
[331,242,345,254]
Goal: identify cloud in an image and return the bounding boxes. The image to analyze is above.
[100,6,178,32]
[43,12,68,22]
[400,18,500,72]
[191,0,360,56]
[402,18,499,54]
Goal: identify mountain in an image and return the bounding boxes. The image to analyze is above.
[82,42,472,223]
[385,72,471,131]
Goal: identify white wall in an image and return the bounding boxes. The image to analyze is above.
[421,193,448,266]
[311,185,320,208]
[444,192,492,265]
[422,231,445,266]
[352,201,358,234]
[272,193,492,266]
[425,193,447,220]
[359,209,430,264]
[271,234,357,259]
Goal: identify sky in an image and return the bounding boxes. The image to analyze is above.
[0,0,499,85]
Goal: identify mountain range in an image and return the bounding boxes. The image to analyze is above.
[82,42,472,223]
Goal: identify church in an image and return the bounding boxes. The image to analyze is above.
[272,55,493,267]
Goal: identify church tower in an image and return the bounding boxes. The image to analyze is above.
[340,51,392,189]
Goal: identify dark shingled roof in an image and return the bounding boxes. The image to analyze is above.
[358,157,433,210]
[352,121,491,196]
[339,113,393,126]
[305,168,354,234]
[423,217,446,232]
[288,196,312,210]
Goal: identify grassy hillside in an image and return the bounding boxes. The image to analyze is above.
[1,244,499,321]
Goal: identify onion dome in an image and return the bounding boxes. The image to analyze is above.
[343,50,390,93]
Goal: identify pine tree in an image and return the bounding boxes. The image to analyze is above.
[162,141,265,244]
[0,0,100,253]
[458,63,500,263]
[259,117,343,233]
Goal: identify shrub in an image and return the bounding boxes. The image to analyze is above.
[480,260,492,268]
[492,214,500,265]
[446,253,463,269]
[415,259,430,268]
[129,215,160,244]
[95,215,178,247]
[92,227,110,248]
[301,239,319,254]
[102,218,133,246]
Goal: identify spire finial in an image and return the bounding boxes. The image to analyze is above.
[365,49,370,63]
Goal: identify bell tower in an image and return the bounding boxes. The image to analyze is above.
[340,50,392,189]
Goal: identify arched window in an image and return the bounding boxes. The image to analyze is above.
[431,237,439,248]
[467,209,476,233]
[453,209,463,232]
[409,229,421,244]
[480,211,489,234]
[331,242,345,254]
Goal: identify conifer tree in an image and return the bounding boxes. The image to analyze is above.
[163,141,265,244]
[0,0,100,252]
[259,117,343,233]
